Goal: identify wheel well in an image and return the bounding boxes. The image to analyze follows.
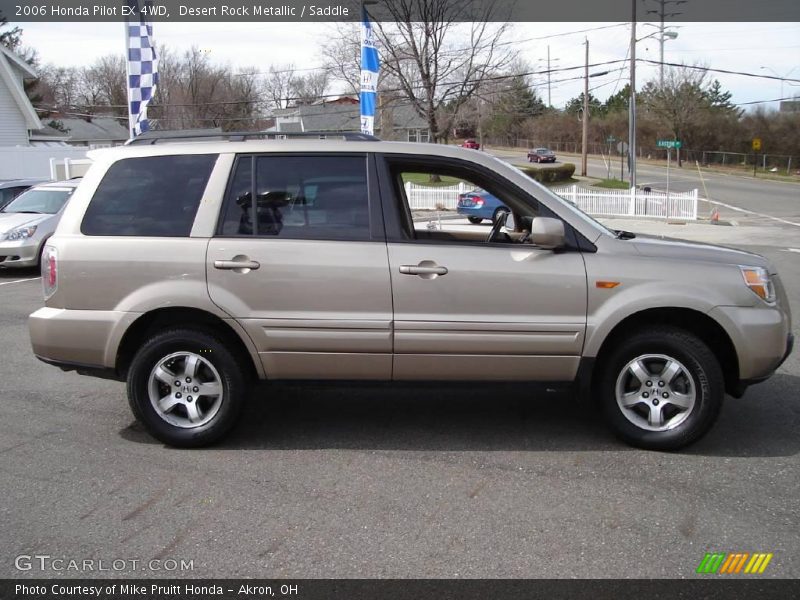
[591,308,740,396]
[115,308,258,380]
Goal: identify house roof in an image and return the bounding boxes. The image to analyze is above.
[56,117,130,142]
[0,45,37,78]
[0,45,42,131]
[29,123,71,142]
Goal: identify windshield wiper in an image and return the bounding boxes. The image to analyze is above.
[614,229,637,240]
[14,210,42,214]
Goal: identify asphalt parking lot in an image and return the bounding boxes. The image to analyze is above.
[1,227,799,579]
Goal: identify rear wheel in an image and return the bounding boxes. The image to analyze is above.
[467,216,483,224]
[127,328,247,447]
[600,327,724,450]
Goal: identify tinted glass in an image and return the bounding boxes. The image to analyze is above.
[81,154,217,237]
[218,155,370,240]
[0,187,26,208]
[2,189,73,214]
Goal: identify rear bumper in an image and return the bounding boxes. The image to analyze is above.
[456,206,491,219]
[29,306,137,369]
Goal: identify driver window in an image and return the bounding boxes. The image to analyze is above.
[393,167,539,245]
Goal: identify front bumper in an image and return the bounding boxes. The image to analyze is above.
[709,305,792,381]
[0,239,40,268]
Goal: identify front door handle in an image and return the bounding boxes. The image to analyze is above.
[214,255,260,273]
[399,261,448,279]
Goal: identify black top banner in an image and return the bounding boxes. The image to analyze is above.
[1,0,798,23]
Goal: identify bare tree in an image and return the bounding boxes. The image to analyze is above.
[292,70,330,105]
[320,23,361,96]
[640,65,710,165]
[263,64,296,109]
[372,0,516,142]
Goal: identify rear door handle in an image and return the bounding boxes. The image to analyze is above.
[399,261,448,279]
[214,257,260,271]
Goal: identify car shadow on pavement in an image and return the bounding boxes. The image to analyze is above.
[223,381,619,452]
[686,373,800,458]
[0,267,39,280]
[122,373,799,456]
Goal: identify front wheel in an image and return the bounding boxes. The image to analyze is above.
[467,216,483,224]
[127,328,247,447]
[600,327,724,450]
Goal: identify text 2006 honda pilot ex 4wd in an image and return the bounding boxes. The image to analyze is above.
[28,133,793,450]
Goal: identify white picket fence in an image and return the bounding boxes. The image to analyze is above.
[405,181,472,210]
[405,180,699,220]
[0,146,91,180]
[551,185,699,220]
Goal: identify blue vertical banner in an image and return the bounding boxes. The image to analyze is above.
[126,0,159,138]
[360,7,379,136]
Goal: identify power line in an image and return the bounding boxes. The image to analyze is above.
[639,59,800,83]
[243,23,631,76]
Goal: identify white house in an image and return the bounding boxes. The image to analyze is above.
[0,44,42,146]
[0,46,94,179]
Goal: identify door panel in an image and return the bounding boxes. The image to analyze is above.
[388,242,587,381]
[207,239,393,379]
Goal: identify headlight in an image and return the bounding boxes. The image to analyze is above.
[3,226,37,241]
[739,266,776,303]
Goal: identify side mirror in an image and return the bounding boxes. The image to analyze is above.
[503,211,516,231]
[531,217,565,249]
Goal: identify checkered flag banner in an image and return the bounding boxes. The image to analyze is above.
[360,6,379,136]
[126,0,158,138]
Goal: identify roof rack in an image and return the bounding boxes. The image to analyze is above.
[126,131,381,146]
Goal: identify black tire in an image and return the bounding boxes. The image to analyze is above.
[467,216,483,224]
[599,327,724,451]
[127,328,247,448]
[528,156,534,162]
[492,207,510,225]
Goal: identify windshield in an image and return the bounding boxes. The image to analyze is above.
[1,189,73,214]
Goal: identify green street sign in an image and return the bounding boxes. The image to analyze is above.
[657,139,682,149]
[606,136,617,143]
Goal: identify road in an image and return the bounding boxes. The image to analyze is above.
[491,148,800,229]
[1,234,798,579]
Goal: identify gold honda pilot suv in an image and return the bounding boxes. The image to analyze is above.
[28,133,793,450]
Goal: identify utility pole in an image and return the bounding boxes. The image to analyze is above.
[581,38,589,177]
[629,0,637,189]
[547,45,552,107]
[645,0,685,87]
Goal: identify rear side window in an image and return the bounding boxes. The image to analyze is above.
[217,155,370,240]
[81,154,217,236]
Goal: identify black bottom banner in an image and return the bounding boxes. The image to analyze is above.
[3,579,800,600]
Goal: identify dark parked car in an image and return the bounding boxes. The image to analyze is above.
[456,189,509,224]
[528,147,557,163]
[460,139,481,150]
[0,179,46,211]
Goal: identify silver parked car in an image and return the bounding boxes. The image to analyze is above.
[0,180,79,268]
[28,133,793,450]
[0,178,47,211]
